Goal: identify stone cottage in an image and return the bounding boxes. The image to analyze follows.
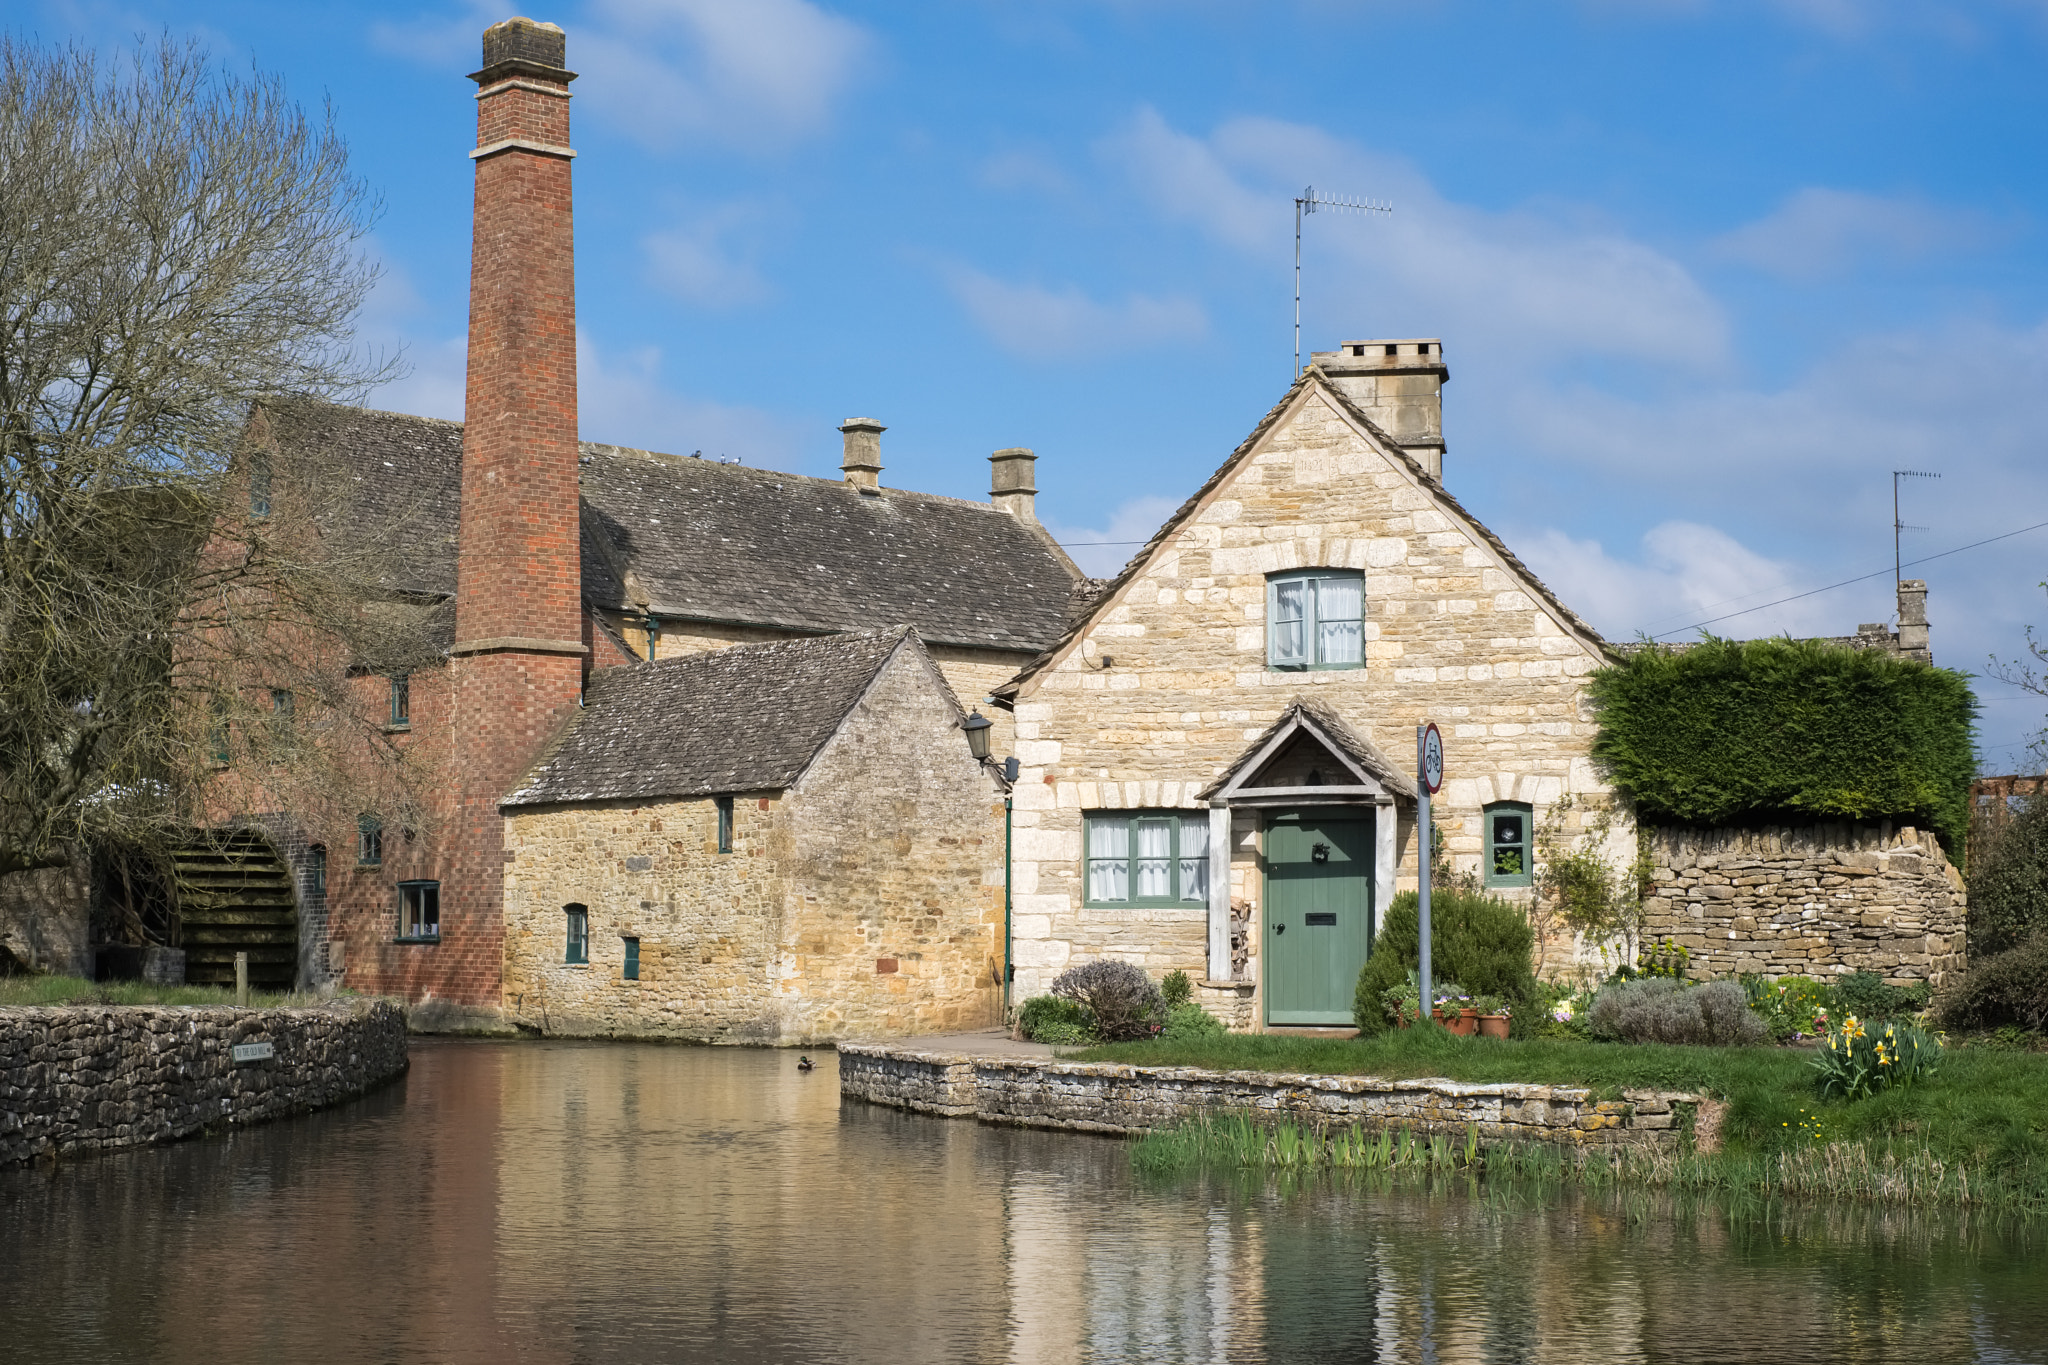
[991,341,1631,1028]
[498,627,1008,1043]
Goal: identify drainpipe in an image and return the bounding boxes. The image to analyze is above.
[1003,793,1014,1021]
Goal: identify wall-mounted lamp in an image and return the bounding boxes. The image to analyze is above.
[962,710,993,762]
[641,611,660,662]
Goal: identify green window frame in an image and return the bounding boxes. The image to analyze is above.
[1267,570,1365,670]
[1485,802,1533,888]
[565,904,589,965]
[306,845,327,898]
[622,936,640,981]
[389,674,410,727]
[357,815,383,867]
[715,796,733,854]
[397,880,440,942]
[248,453,272,518]
[1083,811,1211,908]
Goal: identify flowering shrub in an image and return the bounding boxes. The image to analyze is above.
[1742,975,1835,1042]
[1812,1014,1942,1100]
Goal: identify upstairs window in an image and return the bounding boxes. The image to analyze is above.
[248,454,272,518]
[565,904,589,965]
[1084,812,1209,907]
[358,815,383,867]
[1267,570,1364,670]
[1485,802,1533,888]
[389,674,410,727]
[398,881,440,941]
[715,796,734,854]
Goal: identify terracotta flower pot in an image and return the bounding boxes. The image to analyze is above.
[1438,1008,1476,1037]
[1479,1014,1510,1040]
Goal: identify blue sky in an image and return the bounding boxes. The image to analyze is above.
[26,0,2048,768]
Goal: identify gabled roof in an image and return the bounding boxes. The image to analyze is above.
[1199,699,1418,803]
[989,367,1611,704]
[263,399,1080,656]
[504,627,937,808]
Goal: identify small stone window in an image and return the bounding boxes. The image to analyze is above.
[248,453,272,518]
[398,881,440,941]
[1084,812,1209,907]
[358,815,383,867]
[565,904,589,965]
[306,845,327,898]
[622,936,640,981]
[1267,570,1363,671]
[715,796,734,854]
[389,674,410,727]
[1484,802,1533,888]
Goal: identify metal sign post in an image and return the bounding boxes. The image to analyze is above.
[1416,723,1444,1026]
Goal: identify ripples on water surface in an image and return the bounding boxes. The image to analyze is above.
[2,1040,2044,1363]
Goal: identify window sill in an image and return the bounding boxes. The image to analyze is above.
[563,961,590,970]
[1084,901,1210,911]
[392,935,440,945]
[383,722,412,734]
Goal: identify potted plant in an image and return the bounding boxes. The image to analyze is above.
[1432,982,1476,1036]
[1473,993,1511,1040]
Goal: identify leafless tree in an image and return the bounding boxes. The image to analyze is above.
[0,33,432,889]
[1988,581,2048,770]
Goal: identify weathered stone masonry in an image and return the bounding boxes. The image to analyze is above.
[1643,823,1967,987]
[0,999,407,1165]
[838,1044,1702,1150]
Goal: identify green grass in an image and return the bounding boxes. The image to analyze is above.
[1080,1027,2048,1208]
[0,973,309,1009]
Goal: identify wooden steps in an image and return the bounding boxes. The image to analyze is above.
[171,831,298,990]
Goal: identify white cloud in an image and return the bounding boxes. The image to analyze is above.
[575,331,809,466]
[643,203,771,308]
[1516,520,1845,643]
[944,265,1208,362]
[1043,495,1183,578]
[1099,107,1730,374]
[1713,187,1995,280]
[367,0,503,68]
[979,149,1073,197]
[576,0,872,153]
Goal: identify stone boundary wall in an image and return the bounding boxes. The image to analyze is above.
[838,1044,1701,1150]
[1642,823,1967,987]
[1,999,408,1165]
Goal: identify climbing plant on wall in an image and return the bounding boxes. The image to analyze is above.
[1588,638,1977,853]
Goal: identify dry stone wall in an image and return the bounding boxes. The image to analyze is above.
[1643,823,1968,987]
[0,998,407,1165]
[838,1044,1700,1150]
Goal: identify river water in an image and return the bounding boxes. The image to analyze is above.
[2,1040,2042,1364]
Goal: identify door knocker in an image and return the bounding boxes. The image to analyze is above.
[1312,841,1331,863]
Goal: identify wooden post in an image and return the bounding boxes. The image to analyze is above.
[235,951,249,1007]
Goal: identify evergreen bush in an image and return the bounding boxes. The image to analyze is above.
[1965,794,2048,956]
[1830,970,1931,1023]
[1051,959,1163,1042]
[1018,994,1096,1045]
[1161,1001,1227,1040]
[1935,932,2048,1035]
[1587,637,1977,853]
[1352,889,1537,1034]
[1587,978,1768,1046]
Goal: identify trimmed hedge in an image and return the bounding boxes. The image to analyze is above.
[1588,637,1977,852]
[1353,889,1537,1035]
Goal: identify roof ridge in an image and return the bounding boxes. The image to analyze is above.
[579,441,1023,517]
[265,395,465,429]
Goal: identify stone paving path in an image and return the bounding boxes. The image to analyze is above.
[842,1027,1054,1059]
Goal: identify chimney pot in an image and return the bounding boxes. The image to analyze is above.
[989,447,1037,522]
[479,17,568,75]
[839,418,885,491]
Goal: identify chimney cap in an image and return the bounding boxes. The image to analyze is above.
[473,17,575,85]
[838,417,886,435]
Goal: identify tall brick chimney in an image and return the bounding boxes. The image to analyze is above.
[437,17,586,1008]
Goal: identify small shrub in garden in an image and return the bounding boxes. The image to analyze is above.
[1353,889,1537,1034]
[1830,970,1931,1023]
[1741,975,1834,1041]
[1934,932,2048,1036]
[1162,1001,1226,1040]
[1051,959,1164,1041]
[1587,977,1768,1046]
[1018,994,1096,1045]
[1160,969,1194,1010]
[1813,1014,1942,1100]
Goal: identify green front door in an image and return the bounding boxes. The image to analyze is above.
[1264,810,1374,1026]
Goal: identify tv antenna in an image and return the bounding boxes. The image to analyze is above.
[1295,186,1392,376]
[1893,468,1939,592]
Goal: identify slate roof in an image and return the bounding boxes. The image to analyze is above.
[989,367,1612,705]
[263,400,1078,655]
[502,627,935,808]
[1199,699,1418,802]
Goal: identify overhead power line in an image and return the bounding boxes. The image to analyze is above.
[1649,516,2048,641]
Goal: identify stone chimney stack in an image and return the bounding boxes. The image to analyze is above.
[839,418,885,491]
[1897,579,1931,663]
[1307,339,1450,480]
[989,448,1037,522]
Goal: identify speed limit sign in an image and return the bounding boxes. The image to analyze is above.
[1420,722,1443,794]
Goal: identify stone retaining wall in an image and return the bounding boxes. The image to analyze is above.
[0,998,408,1165]
[1642,823,1967,987]
[839,1044,1701,1149]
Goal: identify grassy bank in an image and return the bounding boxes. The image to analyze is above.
[0,974,305,1009]
[1081,1028,2048,1213]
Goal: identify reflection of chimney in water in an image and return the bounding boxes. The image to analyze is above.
[1308,339,1450,481]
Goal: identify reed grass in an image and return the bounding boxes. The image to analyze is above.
[0,974,310,1009]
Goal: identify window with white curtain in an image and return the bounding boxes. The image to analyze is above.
[1086,813,1210,905]
[1267,569,1365,670]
